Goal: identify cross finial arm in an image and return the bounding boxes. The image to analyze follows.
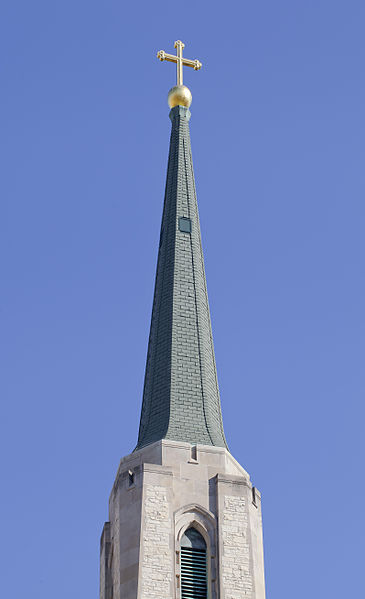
[157,40,202,87]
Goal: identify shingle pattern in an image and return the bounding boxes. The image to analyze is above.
[136,106,227,450]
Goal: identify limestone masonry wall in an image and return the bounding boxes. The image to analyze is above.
[140,485,173,599]
[101,442,265,599]
[221,495,253,599]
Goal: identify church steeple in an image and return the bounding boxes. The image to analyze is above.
[100,42,266,599]
[136,45,227,450]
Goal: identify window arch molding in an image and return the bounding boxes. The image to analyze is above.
[174,504,218,599]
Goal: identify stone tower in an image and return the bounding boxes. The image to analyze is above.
[100,42,266,599]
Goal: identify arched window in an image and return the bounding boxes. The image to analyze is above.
[180,527,207,599]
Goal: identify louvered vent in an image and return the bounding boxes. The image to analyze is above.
[180,546,207,599]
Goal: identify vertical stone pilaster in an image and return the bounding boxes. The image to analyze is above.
[100,522,111,599]
[216,474,265,599]
[139,481,173,599]
[249,489,266,599]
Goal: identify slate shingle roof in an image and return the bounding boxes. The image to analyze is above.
[136,106,227,450]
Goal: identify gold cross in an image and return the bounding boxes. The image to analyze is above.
[157,40,202,86]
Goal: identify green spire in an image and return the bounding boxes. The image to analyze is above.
[136,106,227,450]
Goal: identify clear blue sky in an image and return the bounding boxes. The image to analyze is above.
[1,1,364,597]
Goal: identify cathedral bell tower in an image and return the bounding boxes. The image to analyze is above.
[100,41,266,599]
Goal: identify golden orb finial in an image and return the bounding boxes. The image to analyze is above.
[157,40,202,108]
[167,85,192,108]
